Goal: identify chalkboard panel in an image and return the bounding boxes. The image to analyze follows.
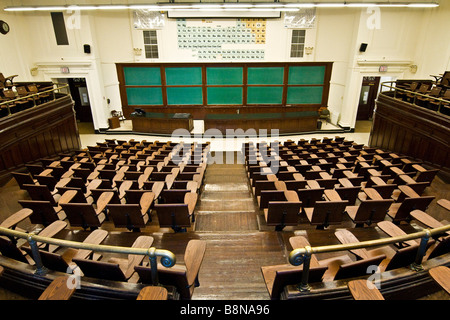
[247,86,283,104]
[287,86,323,104]
[167,87,203,105]
[166,67,202,85]
[124,67,161,86]
[207,67,243,85]
[207,87,243,105]
[248,67,284,85]
[126,87,163,105]
[288,66,325,85]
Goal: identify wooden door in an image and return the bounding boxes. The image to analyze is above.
[356,77,380,120]
[68,78,93,123]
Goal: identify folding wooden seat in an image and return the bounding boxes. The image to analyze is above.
[18,200,65,226]
[136,286,169,300]
[305,199,349,229]
[331,254,387,281]
[0,208,33,234]
[347,279,385,300]
[107,198,153,232]
[386,194,435,224]
[23,229,108,273]
[345,198,394,227]
[154,193,197,232]
[260,263,327,300]
[38,276,77,300]
[135,239,207,299]
[296,182,325,209]
[19,220,68,255]
[258,190,289,209]
[12,172,36,189]
[429,266,450,295]
[335,179,360,205]
[316,172,338,190]
[160,189,194,204]
[410,209,450,235]
[59,203,106,230]
[22,184,59,206]
[253,180,277,197]
[264,201,302,231]
[73,235,154,281]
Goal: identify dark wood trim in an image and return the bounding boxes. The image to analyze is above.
[0,95,81,184]
[116,62,333,119]
[369,93,450,175]
[283,253,450,300]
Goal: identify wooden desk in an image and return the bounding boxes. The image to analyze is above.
[324,189,342,201]
[108,116,120,129]
[363,188,383,200]
[398,185,420,199]
[132,113,193,134]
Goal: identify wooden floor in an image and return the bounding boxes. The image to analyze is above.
[0,151,449,300]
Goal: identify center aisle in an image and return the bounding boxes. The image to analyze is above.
[191,152,293,299]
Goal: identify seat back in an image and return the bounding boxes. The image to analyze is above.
[296,188,325,208]
[18,200,59,226]
[135,264,189,298]
[372,184,397,199]
[254,180,277,196]
[334,254,386,280]
[415,169,439,184]
[60,203,104,230]
[335,186,360,205]
[393,196,435,223]
[160,189,190,203]
[12,172,35,189]
[308,200,348,227]
[107,204,147,230]
[352,199,394,225]
[266,201,301,227]
[427,235,450,260]
[259,190,287,209]
[154,204,191,231]
[385,245,419,271]
[22,184,57,206]
[269,265,327,300]
[72,258,127,282]
[22,247,69,273]
[0,236,29,263]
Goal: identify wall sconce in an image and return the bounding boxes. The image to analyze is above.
[133,48,142,56]
[410,65,418,73]
[305,47,314,55]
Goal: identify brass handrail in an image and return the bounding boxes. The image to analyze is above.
[289,223,450,292]
[0,83,70,115]
[0,226,176,285]
[380,81,449,114]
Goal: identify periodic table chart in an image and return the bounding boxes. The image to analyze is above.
[176,18,266,60]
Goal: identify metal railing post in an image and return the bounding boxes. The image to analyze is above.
[298,246,312,292]
[148,247,159,286]
[411,229,431,272]
[27,234,48,276]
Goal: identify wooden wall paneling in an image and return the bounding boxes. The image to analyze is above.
[0,95,80,184]
[370,93,450,176]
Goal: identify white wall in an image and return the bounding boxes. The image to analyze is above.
[1,1,448,130]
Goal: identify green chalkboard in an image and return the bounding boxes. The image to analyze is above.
[247,86,283,104]
[167,87,203,105]
[165,67,202,85]
[207,87,242,105]
[126,87,163,105]
[288,66,326,85]
[124,67,161,86]
[248,67,284,85]
[287,86,323,104]
[207,67,243,85]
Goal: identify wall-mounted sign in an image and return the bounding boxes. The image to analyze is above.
[379,65,388,72]
[60,66,70,74]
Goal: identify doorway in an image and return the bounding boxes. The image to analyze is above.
[356,76,380,120]
[66,78,94,134]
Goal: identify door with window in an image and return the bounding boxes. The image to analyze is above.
[357,76,380,120]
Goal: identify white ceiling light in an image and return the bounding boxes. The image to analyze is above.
[3,2,440,12]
